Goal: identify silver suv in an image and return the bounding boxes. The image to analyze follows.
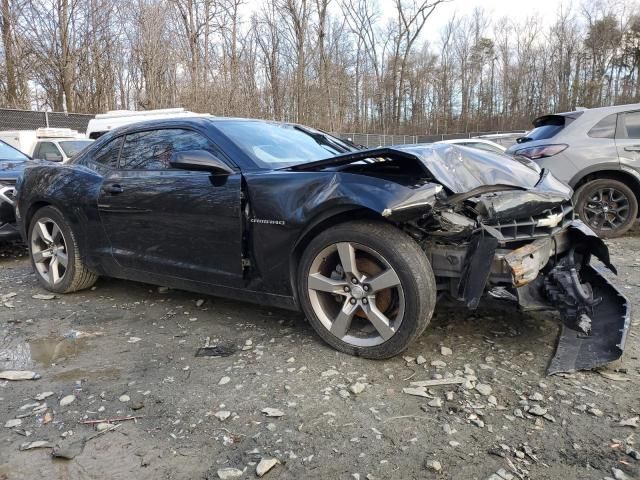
[506,103,640,237]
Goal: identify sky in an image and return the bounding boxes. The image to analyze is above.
[377,0,565,43]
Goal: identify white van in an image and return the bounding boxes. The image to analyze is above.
[0,128,93,162]
[86,108,208,139]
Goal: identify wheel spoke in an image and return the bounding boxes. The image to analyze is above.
[36,221,53,244]
[330,300,358,338]
[336,242,361,278]
[51,224,62,243]
[308,273,348,294]
[367,268,400,293]
[48,258,60,284]
[361,303,395,341]
[32,249,50,263]
[56,251,68,268]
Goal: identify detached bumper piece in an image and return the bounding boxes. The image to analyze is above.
[546,264,630,375]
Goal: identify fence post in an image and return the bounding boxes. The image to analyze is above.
[44,111,49,128]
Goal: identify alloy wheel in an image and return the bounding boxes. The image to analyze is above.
[31,217,68,287]
[582,187,630,231]
[307,242,405,347]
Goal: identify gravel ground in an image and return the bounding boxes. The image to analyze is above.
[0,235,638,480]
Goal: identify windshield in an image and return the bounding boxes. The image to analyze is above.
[59,140,93,157]
[0,141,29,161]
[215,121,354,168]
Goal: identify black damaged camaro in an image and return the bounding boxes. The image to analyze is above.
[14,117,630,372]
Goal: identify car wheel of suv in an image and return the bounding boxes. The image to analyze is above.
[28,205,97,293]
[298,220,436,359]
[575,179,638,238]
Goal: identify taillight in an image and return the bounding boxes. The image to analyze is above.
[514,144,568,160]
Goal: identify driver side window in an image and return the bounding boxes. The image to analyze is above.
[119,129,220,170]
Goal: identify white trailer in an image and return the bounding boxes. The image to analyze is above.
[0,128,93,162]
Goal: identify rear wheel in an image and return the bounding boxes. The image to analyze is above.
[28,206,97,293]
[574,179,638,238]
[298,220,436,359]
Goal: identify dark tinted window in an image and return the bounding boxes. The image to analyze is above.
[588,114,617,138]
[92,137,122,169]
[517,112,583,144]
[119,129,219,170]
[34,142,62,161]
[622,111,640,139]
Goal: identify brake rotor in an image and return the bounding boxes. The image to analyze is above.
[355,257,392,318]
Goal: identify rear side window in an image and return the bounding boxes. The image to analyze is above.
[621,111,640,139]
[92,137,122,169]
[588,114,617,138]
[119,129,220,170]
[34,142,63,161]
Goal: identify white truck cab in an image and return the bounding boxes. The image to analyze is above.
[86,108,208,139]
[0,128,93,162]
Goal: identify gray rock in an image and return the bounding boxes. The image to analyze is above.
[59,395,75,407]
[350,382,366,395]
[426,459,442,472]
[218,376,231,385]
[588,407,603,417]
[261,407,284,417]
[214,410,231,421]
[256,457,279,477]
[528,405,547,416]
[529,392,544,401]
[416,355,427,365]
[475,383,492,396]
[217,467,244,479]
[118,394,130,403]
[4,419,22,428]
[440,347,452,356]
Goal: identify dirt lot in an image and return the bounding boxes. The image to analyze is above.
[0,234,638,480]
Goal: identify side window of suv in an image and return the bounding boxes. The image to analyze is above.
[119,129,221,170]
[621,111,640,139]
[92,136,123,169]
[588,114,617,138]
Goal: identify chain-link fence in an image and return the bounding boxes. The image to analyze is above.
[0,108,94,132]
[339,131,525,148]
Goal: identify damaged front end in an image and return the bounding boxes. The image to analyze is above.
[384,146,631,374]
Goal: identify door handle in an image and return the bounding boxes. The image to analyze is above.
[103,183,124,194]
[624,145,640,152]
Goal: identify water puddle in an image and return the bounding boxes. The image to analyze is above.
[0,334,92,370]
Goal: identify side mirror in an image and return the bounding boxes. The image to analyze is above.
[43,153,63,162]
[170,150,233,174]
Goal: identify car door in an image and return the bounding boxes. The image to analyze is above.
[97,127,244,287]
[616,110,640,173]
[33,142,63,162]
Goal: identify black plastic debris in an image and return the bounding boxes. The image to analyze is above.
[195,343,236,358]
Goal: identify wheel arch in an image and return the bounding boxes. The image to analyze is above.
[571,168,640,217]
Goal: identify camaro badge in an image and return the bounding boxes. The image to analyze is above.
[251,218,286,226]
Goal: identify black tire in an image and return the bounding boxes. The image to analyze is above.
[28,205,97,293]
[574,179,638,238]
[297,220,436,359]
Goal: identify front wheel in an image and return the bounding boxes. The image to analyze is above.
[298,220,436,359]
[28,205,97,293]
[574,179,638,238]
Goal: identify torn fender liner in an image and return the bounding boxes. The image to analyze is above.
[568,220,616,274]
[547,265,631,375]
[457,232,499,309]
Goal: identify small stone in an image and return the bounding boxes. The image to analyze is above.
[338,389,351,399]
[157,286,169,293]
[431,360,446,368]
[403,356,415,363]
[196,299,205,307]
[443,424,456,435]
[96,423,111,432]
[475,383,492,396]
[321,369,339,377]
[612,468,630,480]
[286,357,295,363]
[59,395,76,407]
[217,467,244,479]
[35,392,54,401]
[514,408,525,419]
[119,394,130,403]
[588,407,603,417]
[350,382,366,395]
[427,397,442,408]
[32,293,55,300]
[256,457,279,477]
[449,440,460,447]
[528,405,547,416]
[128,337,142,343]
[488,395,498,406]
[416,355,427,365]
[402,387,429,398]
[4,419,22,428]
[219,376,231,385]
[440,347,452,356]
[426,459,442,472]
[619,416,639,427]
[214,410,231,421]
[261,407,284,417]
[529,392,544,401]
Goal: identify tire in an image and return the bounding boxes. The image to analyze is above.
[28,205,97,293]
[297,220,436,359]
[574,179,638,238]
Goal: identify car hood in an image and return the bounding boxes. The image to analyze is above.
[288,143,552,195]
[0,159,29,182]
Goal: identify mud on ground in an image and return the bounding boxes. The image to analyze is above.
[0,235,638,480]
